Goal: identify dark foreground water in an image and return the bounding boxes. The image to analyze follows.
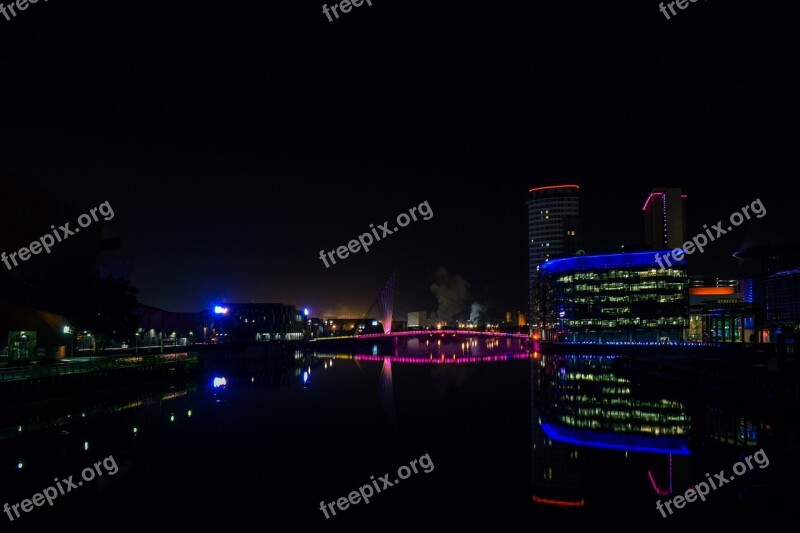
[1,341,798,528]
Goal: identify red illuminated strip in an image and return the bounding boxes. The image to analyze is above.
[532,495,585,507]
[648,470,671,496]
[642,191,664,211]
[529,184,580,193]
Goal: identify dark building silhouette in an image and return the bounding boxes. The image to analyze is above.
[643,188,686,251]
[735,244,800,345]
[199,303,305,343]
[0,169,122,356]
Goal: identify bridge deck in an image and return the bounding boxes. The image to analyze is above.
[313,329,529,341]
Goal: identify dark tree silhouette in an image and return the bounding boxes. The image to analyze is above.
[69,273,139,350]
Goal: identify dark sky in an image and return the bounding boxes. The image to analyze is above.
[1,0,797,318]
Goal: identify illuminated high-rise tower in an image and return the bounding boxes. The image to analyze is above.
[643,188,686,250]
[527,184,581,334]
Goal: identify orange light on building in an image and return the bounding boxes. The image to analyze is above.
[529,184,580,193]
[688,287,735,296]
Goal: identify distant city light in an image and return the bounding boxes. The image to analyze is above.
[304,308,309,316]
[213,376,227,388]
[214,306,229,314]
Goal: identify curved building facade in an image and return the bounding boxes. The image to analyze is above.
[538,251,688,342]
[528,184,581,333]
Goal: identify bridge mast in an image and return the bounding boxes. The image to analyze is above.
[377,272,396,334]
[356,272,396,335]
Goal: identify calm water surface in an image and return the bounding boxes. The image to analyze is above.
[1,337,796,527]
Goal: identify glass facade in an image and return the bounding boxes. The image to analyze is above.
[766,269,800,322]
[535,354,690,438]
[538,251,688,342]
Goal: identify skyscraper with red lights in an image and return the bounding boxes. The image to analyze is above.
[528,184,581,334]
[643,188,686,250]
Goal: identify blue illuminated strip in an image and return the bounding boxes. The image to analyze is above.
[539,251,685,274]
[540,422,691,455]
[770,268,800,278]
[739,278,754,303]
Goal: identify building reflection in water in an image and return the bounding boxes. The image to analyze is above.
[531,353,692,509]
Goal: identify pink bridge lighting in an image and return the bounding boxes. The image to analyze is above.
[354,329,529,339]
[354,353,530,364]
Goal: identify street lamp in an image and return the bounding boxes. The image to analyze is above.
[87,333,93,364]
[20,332,27,359]
[64,326,73,357]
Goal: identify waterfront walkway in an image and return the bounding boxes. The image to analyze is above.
[0,353,192,383]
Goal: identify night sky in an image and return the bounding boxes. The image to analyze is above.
[1,0,797,318]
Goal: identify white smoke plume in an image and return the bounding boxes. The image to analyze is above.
[430,267,470,324]
[469,302,486,324]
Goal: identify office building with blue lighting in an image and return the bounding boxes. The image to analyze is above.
[201,303,305,343]
[537,251,689,342]
[735,244,800,346]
